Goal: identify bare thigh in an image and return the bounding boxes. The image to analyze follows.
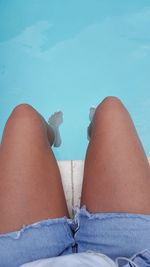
[81,96,150,214]
[0,104,69,234]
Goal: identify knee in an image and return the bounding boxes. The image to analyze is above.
[97,96,124,111]
[10,103,38,120]
[8,103,41,127]
[11,103,35,117]
[94,96,126,120]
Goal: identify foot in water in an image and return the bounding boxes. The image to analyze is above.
[87,107,96,141]
[48,111,63,147]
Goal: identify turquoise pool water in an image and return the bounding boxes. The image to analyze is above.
[0,0,150,160]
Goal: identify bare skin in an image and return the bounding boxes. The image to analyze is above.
[81,96,150,214]
[0,104,69,234]
[0,96,150,235]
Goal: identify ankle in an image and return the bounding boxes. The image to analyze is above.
[47,125,55,146]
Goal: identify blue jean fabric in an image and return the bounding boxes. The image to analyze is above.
[0,217,75,267]
[0,205,150,267]
[73,206,150,267]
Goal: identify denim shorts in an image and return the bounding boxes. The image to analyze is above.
[0,205,150,267]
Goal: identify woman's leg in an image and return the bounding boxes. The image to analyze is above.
[81,96,150,214]
[0,104,69,234]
